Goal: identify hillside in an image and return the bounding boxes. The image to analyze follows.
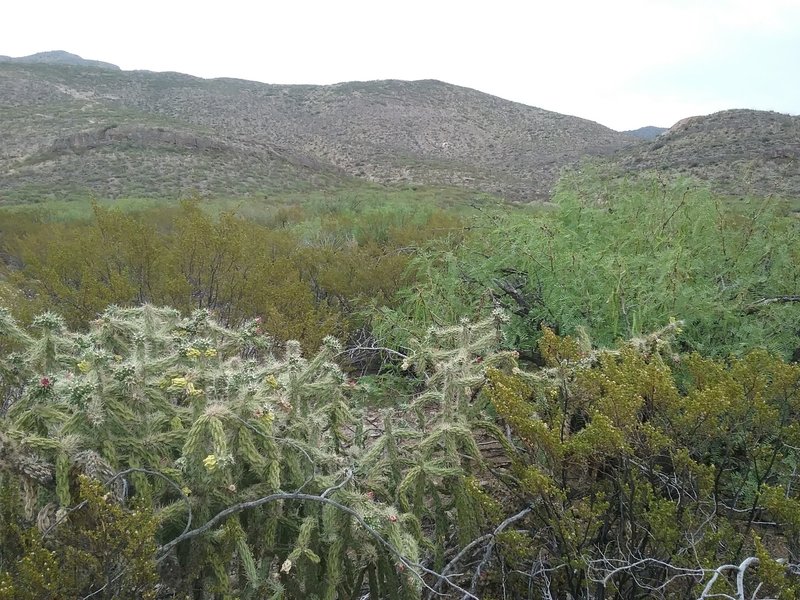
[0,50,120,70]
[3,57,798,204]
[0,60,633,202]
[612,109,800,198]
[622,125,667,140]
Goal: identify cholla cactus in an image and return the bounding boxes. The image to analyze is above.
[362,312,513,553]
[0,305,426,598]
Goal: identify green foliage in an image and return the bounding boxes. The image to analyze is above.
[3,301,800,598]
[0,194,465,350]
[377,172,800,359]
[361,312,514,561]
[480,327,800,599]
[0,475,158,600]
[0,306,502,599]
[2,106,799,599]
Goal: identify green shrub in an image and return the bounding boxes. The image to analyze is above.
[0,476,158,600]
[377,172,800,359]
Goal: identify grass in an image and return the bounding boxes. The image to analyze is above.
[0,181,503,223]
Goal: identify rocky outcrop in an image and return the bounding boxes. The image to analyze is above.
[45,125,230,155]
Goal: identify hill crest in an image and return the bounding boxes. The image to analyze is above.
[1,57,797,202]
[612,109,800,198]
[0,50,120,70]
[0,62,633,202]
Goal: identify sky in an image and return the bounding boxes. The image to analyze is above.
[2,0,799,130]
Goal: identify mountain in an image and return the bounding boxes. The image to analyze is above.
[622,125,667,140]
[0,50,119,70]
[0,60,633,203]
[2,57,796,204]
[612,109,800,198]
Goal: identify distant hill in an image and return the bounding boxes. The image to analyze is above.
[0,59,633,202]
[0,50,119,70]
[611,110,800,198]
[622,125,667,140]
[1,56,797,203]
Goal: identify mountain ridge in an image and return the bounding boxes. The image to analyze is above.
[611,109,800,198]
[0,50,120,70]
[0,61,634,202]
[1,53,797,203]
[622,125,668,140]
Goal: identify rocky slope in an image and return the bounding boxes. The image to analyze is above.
[612,110,800,198]
[0,50,120,70]
[2,56,796,203]
[0,60,633,202]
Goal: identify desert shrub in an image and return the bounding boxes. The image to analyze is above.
[3,301,800,598]
[474,325,800,599]
[0,476,159,600]
[376,173,800,359]
[0,198,463,350]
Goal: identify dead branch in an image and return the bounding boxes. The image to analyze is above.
[744,295,800,314]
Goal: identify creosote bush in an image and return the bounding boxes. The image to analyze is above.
[0,196,464,351]
[0,475,159,600]
[478,326,800,599]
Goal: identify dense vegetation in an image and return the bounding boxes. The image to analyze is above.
[377,172,800,360]
[0,187,470,350]
[1,173,800,599]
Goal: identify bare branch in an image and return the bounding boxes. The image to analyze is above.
[432,534,492,596]
[336,346,408,360]
[591,554,798,600]
[157,489,478,599]
[464,506,532,599]
[743,295,800,314]
[321,468,353,498]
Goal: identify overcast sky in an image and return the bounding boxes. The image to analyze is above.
[2,0,799,130]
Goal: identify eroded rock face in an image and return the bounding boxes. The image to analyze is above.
[47,125,230,154]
